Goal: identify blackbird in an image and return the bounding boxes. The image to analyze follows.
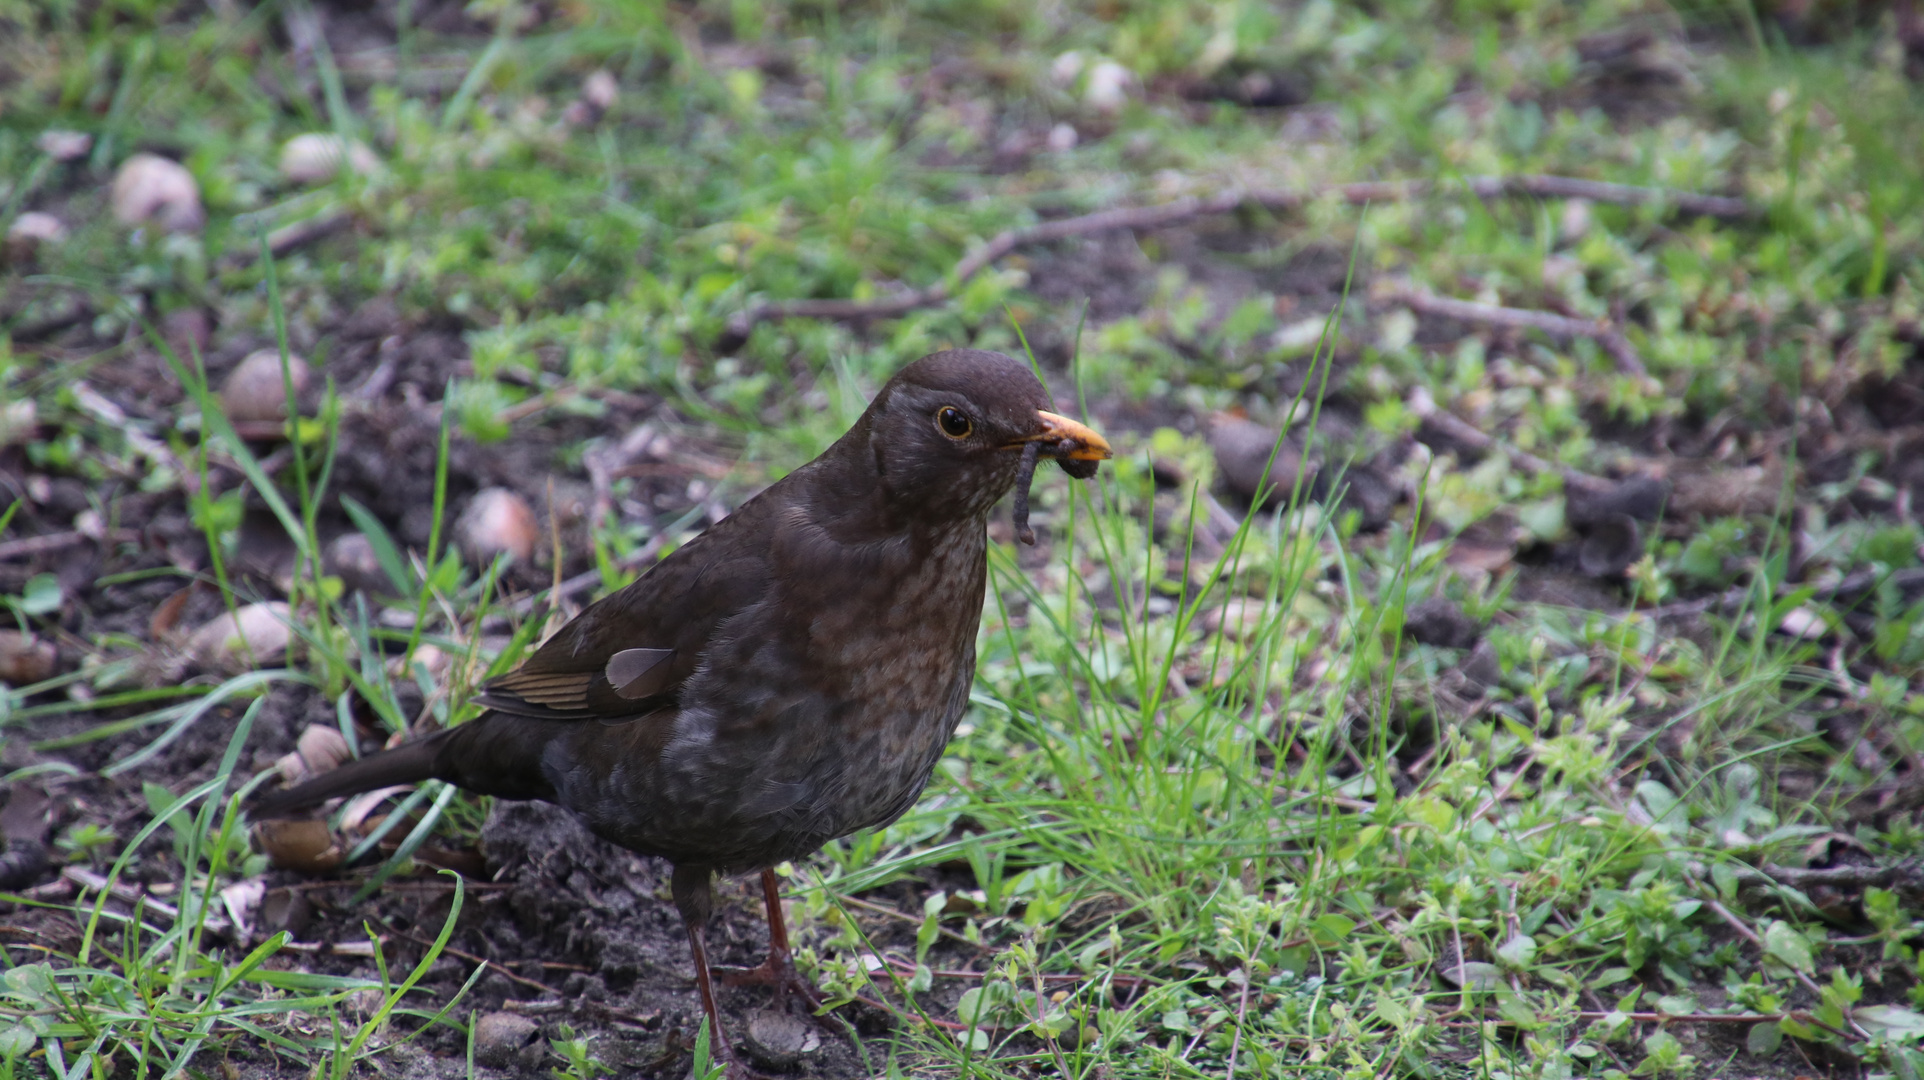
[252,349,1110,1067]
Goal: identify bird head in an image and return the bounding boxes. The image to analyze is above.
[841,349,1111,526]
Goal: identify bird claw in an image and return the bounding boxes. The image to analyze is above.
[713,955,828,1018]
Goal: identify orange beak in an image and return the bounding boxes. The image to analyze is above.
[1020,410,1112,461]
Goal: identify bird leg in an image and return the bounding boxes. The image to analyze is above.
[716,869,826,1015]
[672,864,744,1074]
[1011,440,1043,545]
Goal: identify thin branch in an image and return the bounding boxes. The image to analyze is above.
[0,530,111,561]
[218,209,356,270]
[1698,893,1868,1040]
[1448,174,1754,219]
[1648,566,1924,622]
[1573,1010,1775,1025]
[63,865,231,935]
[1382,282,1647,375]
[1724,860,1924,892]
[1406,388,1615,494]
[728,174,1754,335]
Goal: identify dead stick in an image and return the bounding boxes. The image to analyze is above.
[0,531,93,561]
[1699,894,1863,1039]
[1383,283,1647,376]
[1648,565,1924,622]
[1574,1010,1780,1025]
[1724,860,1924,891]
[218,209,355,270]
[1405,389,1615,495]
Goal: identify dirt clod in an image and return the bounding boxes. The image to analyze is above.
[1404,597,1481,649]
[1457,639,1503,693]
[1566,475,1669,526]
[1207,414,1303,508]
[1577,514,1643,578]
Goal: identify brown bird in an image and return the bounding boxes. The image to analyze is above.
[253,349,1110,1067]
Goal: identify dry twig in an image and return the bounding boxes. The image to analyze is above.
[1382,282,1647,375]
[1649,566,1924,622]
[218,209,355,270]
[1406,388,1614,495]
[1724,859,1924,893]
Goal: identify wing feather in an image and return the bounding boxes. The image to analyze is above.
[474,499,779,722]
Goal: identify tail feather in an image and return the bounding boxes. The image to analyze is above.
[250,733,451,818]
[250,716,564,818]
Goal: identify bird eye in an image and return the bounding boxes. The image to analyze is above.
[936,406,973,439]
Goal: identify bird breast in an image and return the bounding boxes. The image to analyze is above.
[598,515,989,871]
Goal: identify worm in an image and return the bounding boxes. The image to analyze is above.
[1011,440,1043,545]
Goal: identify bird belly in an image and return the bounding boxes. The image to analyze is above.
[555,656,970,873]
[554,529,984,873]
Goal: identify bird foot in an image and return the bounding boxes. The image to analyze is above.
[713,951,827,1017]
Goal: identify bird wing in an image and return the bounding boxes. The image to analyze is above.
[476,513,776,721]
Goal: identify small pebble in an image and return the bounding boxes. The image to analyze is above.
[1051,50,1086,85]
[1559,198,1593,243]
[582,69,618,111]
[0,631,56,685]
[35,129,92,161]
[472,1011,542,1069]
[219,349,310,424]
[253,818,343,873]
[390,643,451,680]
[1085,60,1133,111]
[1206,414,1304,509]
[1778,606,1829,640]
[5,212,67,264]
[111,153,204,232]
[275,751,312,786]
[742,1008,819,1070]
[189,601,292,672]
[256,887,313,938]
[296,725,352,775]
[278,133,379,185]
[457,488,540,566]
[160,308,213,359]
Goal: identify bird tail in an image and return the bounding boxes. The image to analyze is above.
[249,715,563,818]
[250,731,455,818]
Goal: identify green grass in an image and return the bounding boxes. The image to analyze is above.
[6,0,1924,1075]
